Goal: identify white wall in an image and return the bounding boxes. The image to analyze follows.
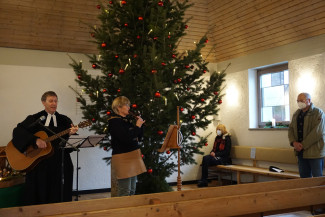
[1,33,325,189]
[208,35,325,180]
[213,34,325,149]
[0,48,110,191]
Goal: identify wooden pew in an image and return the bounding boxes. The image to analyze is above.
[210,146,301,184]
[1,177,324,217]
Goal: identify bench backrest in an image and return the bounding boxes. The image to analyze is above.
[230,146,297,164]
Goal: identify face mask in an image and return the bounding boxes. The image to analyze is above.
[297,102,307,109]
[217,130,222,136]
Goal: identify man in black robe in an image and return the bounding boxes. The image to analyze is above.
[12,91,78,205]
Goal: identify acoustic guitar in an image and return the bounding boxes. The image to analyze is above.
[5,120,92,172]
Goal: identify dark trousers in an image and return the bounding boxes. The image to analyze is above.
[201,155,222,181]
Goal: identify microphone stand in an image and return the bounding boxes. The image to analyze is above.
[38,122,79,202]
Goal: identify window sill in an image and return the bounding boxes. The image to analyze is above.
[249,127,288,131]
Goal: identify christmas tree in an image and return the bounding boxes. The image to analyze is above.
[70,0,227,194]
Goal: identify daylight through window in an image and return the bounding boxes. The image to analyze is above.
[258,64,289,127]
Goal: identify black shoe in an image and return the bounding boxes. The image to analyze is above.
[197,180,208,187]
[312,208,325,215]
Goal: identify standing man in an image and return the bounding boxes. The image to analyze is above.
[12,91,78,205]
[288,92,325,178]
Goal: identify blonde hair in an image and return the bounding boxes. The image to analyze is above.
[112,96,130,114]
[216,124,228,135]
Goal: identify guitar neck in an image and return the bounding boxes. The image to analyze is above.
[44,129,70,143]
[42,121,91,143]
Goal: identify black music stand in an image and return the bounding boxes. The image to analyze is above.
[68,135,106,201]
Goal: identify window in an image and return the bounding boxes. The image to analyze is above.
[257,64,289,127]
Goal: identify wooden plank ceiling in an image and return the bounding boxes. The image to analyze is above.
[0,0,324,63]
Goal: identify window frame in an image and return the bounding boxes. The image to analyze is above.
[257,63,289,128]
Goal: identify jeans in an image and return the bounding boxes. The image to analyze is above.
[298,154,324,178]
[118,176,137,196]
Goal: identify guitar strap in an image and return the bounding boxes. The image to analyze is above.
[108,116,121,120]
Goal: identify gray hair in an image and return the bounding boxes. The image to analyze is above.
[301,92,311,101]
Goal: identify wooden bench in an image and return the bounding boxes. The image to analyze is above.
[210,146,301,184]
[0,177,324,217]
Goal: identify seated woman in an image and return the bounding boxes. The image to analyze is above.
[198,124,232,187]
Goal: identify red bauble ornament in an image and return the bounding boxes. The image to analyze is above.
[151,69,157,74]
[154,91,161,98]
[166,150,171,154]
[120,0,127,5]
[177,78,181,83]
[214,91,219,95]
[191,115,196,120]
[138,16,143,20]
[101,42,106,47]
[133,54,138,58]
[180,107,184,112]
[191,131,196,136]
[119,68,125,74]
[96,5,101,9]
[172,54,176,58]
[203,70,207,73]
[185,25,188,29]
[92,64,97,69]
[108,73,113,77]
[77,75,82,80]
[136,35,141,39]
[92,118,96,123]
[200,98,205,102]
[124,23,128,27]
[147,169,153,174]
[115,55,119,58]
[109,1,113,4]
[106,111,111,115]
[185,65,190,69]
[131,104,137,108]
[141,154,144,158]
[167,35,171,39]
[153,36,158,40]
[102,88,107,93]
[103,146,107,151]
[205,143,208,146]
[158,1,164,6]
[187,87,190,91]
[161,62,166,66]
[117,88,121,93]
[218,99,223,104]
[157,130,163,135]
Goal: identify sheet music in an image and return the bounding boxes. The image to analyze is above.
[82,135,106,148]
[67,134,106,148]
